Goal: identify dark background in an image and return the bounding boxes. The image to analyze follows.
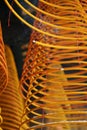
[0,0,38,78]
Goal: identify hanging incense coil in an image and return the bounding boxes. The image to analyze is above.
[4,0,87,130]
[0,23,8,94]
[0,45,28,130]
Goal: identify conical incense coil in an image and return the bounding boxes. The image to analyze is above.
[0,45,28,130]
[20,1,87,130]
[0,23,8,94]
[4,0,87,129]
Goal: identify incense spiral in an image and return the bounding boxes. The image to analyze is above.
[4,0,87,130]
[0,23,8,94]
[0,45,28,129]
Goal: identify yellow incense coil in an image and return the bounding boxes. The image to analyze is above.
[0,108,3,130]
[4,0,87,130]
[0,23,8,94]
[0,45,28,130]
